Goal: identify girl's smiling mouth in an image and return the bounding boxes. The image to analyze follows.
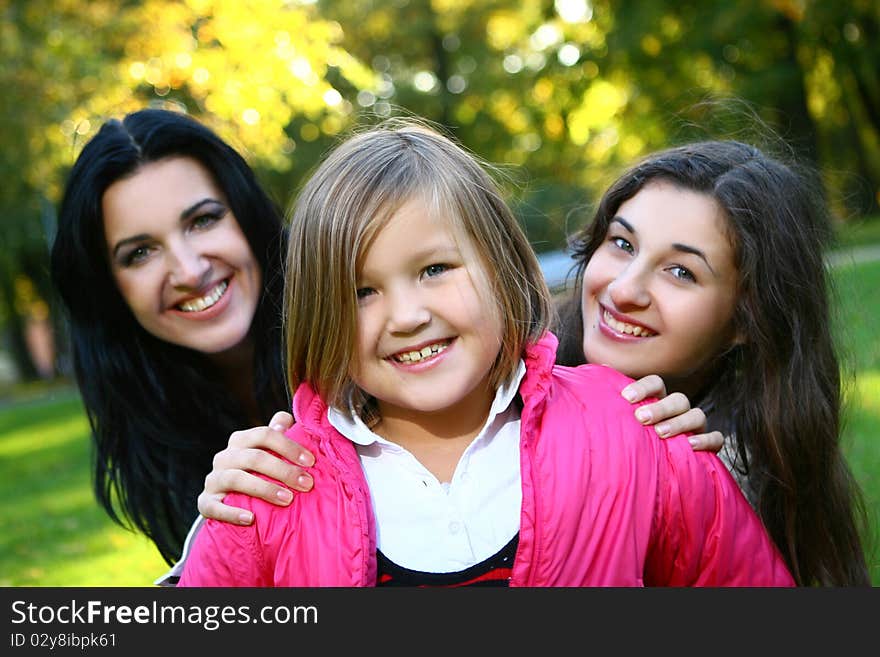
[389,339,454,364]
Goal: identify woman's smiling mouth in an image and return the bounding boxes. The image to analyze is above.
[177,280,229,312]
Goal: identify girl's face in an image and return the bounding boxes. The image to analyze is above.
[103,156,262,356]
[351,197,503,424]
[580,180,740,395]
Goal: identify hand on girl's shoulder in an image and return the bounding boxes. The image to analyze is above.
[620,374,724,453]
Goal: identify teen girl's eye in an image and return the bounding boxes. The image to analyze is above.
[610,236,634,254]
[668,265,696,282]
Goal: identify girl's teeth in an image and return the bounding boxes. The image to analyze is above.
[395,342,449,363]
[179,281,228,312]
[603,310,655,337]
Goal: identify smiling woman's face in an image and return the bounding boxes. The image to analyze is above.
[580,180,740,395]
[102,156,262,356]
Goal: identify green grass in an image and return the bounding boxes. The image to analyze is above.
[833,258,880,584]
[0,258,878,586]
[0,389,168,586]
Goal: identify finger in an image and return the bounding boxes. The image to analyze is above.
[206,468,300,506]
[268,411,295,432]
[210,449,314,492]
[621,374,667,403]
[652,408,707,438]
[687,431,725,453]
[227,426,314,467]
[198,491,255,526]
[635,392,694,426]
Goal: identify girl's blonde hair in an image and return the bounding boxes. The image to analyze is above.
[283,119,552,407]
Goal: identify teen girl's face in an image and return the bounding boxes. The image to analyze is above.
[351,198,503,425]
[103,156,262,356]
[580,180,740,396]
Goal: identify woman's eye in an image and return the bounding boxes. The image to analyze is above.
[669,265,696,282]
[610,236,634,254]
[191,210,224,230]
[423,263,450,278]
[121,245,152,267]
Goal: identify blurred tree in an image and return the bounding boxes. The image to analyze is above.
[800,0,880,216]
[0,0,130,380]
[315,0,879,235]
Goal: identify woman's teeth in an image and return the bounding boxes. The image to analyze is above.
[393,341,450,363]
[603,310,656,337]
[178,281,228,312]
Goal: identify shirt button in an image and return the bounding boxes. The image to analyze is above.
[449,521,461,534]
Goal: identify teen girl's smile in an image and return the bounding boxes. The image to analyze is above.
[581,180,740,396]
[103,156,262,355]
[351,198,503,424]
[598,303,658,340]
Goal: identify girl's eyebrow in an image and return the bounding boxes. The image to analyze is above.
[610,216,635,233]
[671,242,716,275]
[611,215,716,275]
[111,198,220,258]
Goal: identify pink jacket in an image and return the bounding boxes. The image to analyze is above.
[179,334,794,587]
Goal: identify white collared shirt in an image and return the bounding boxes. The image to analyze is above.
[328,361,525,573]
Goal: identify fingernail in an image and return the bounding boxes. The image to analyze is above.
[688,437,699,447]
[238,512,253,525]
[621,388,637,402]
[656,423,670,437]
[270,423,285,432]
[276,489,293,503]
[635,408,651,423]
[297,452,314,467]
[297,474,313,490]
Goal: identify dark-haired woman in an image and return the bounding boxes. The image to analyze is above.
[50,108,315,565]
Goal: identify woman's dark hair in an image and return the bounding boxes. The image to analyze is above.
[50,109,288,564]
[556,140,870,586]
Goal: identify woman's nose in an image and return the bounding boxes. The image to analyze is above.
[608,264,651,310]
[167,243,211,289]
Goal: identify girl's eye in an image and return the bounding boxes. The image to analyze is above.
[356,287,376,300]
[669,265,696,282]
[121,245,153,267]
[610,236,634,254]
[423,263,450,278]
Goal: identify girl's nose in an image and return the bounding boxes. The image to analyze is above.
[386,287,431,333]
